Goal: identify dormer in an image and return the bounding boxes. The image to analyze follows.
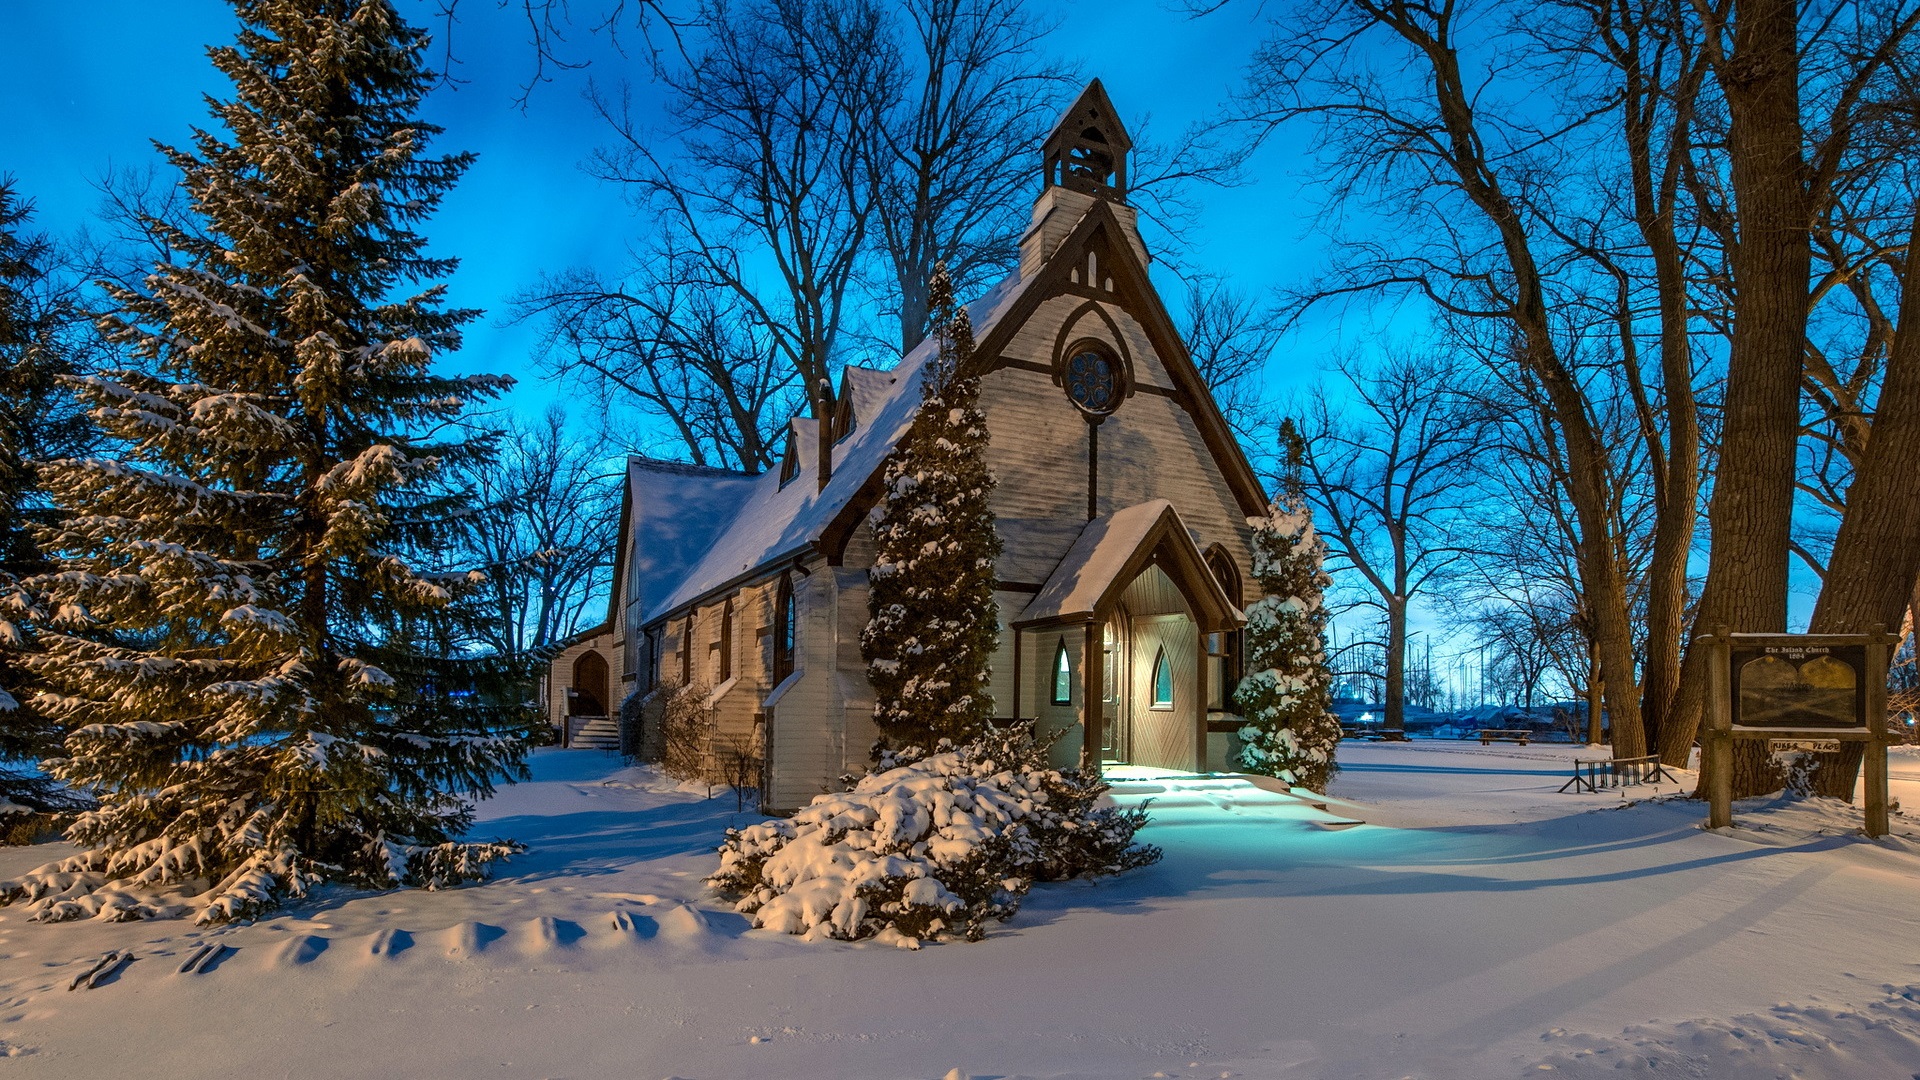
[831,365,893,442]
[1022,80,1150,278]
[777,416,819,488]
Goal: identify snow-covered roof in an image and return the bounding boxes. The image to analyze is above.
[626,458,761,623]
[1017,500,1241,630]
[638,272,1033,626]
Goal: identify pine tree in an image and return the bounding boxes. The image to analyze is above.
[1235,420,1341,791]
[0,181,94,822]
[861,266,1002,751]
[4,0,527,923]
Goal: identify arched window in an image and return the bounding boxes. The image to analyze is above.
[1205,547,1244,711]
[773,575,796,683]
[1151,646,1174,709]
[1051,639,1073,705]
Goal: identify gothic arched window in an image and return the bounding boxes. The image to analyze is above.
[1151,646,1174,709]
[1052,639,1073,705]
[1204,546,1244,711]
[773,575,796,683]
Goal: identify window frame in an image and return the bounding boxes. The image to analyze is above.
[773,575,796,684]
[1150,646,1174,710]
[718,597,734,683]
[1051,638,1073,705]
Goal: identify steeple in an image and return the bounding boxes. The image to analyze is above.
[1042,79,1132,199]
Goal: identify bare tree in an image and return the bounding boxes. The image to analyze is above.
[515,231,800,471]
[1298,353,1486,732]
[1178,274,1282,443]
[871,0,1070,351]
[1226,0,1668,756]
[583,0,894,490]
[459,410,622,659]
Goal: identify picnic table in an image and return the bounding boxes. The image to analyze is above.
[1479,728,1531,746]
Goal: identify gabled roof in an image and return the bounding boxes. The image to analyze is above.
[1017,500,1241,632]
[622,457,760,624]
[637,273,1032,626]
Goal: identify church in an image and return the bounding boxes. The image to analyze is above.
[543,81,1268,812]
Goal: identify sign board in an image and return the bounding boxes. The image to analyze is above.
[1767,739,1842,754]
[1730,641,1867,729]
[1699,628,1894,838]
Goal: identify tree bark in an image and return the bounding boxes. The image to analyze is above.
[1670,0,1811,796]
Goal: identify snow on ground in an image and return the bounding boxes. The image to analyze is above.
[0,743,1917,1079]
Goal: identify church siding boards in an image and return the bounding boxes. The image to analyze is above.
[548,80,1267,811]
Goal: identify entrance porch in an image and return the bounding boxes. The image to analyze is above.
[1010,501,1242,774]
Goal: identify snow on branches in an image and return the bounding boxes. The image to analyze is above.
[708,721,1160,946]
[1235,420,1341,792]
[2,0,528,922]
[861,266,1002,750]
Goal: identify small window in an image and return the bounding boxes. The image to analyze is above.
[719,598,734,682]
[1151,646,1174,709]
[680,614,693,685]
[773,575,796,683]
[1051,639,1073,705]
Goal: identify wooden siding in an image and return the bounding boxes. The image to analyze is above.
[1025,628,1086,769]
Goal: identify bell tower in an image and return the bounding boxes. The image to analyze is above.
[1041,79,1132,198]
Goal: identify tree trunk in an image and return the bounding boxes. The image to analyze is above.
[1587,633,1604,745]
[1803,201,1920,798]
[1384,597,1406,731]
[1664,0,1812,797]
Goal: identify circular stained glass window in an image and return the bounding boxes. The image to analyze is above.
[1065,347,1120,416]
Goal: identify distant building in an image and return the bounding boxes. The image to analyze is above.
[547,81,1265,811]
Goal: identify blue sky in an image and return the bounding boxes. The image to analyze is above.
[5,0,1347,418]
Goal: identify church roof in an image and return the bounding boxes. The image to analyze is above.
[635,272,1032,626]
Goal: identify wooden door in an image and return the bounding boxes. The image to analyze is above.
[1130,614,1198,770]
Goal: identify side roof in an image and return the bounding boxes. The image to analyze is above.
[619,456,761,626]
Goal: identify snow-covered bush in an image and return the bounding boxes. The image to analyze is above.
[618,688,650,763]
[1236,420,1342,792]
[708,721,1159,946]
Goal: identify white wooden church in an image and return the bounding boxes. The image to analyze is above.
[544,81,1265,812]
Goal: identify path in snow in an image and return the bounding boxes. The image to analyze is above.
[0,743,1914,1079]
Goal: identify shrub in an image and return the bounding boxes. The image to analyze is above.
[654,679,715,782]
[708,721,1160,946]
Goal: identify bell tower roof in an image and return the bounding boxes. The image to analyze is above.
[1042,79,1132,199]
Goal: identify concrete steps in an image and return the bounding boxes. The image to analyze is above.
[567,714,621,751]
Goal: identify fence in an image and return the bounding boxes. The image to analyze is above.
[1558,754,1676,794]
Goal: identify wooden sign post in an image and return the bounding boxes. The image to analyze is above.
[1702,627,1894,837]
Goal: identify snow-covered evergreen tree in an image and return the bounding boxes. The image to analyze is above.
[3,0,527,923]
[1235,420,1341,791]
[861,266,1001,750]
[0,181,93,822]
